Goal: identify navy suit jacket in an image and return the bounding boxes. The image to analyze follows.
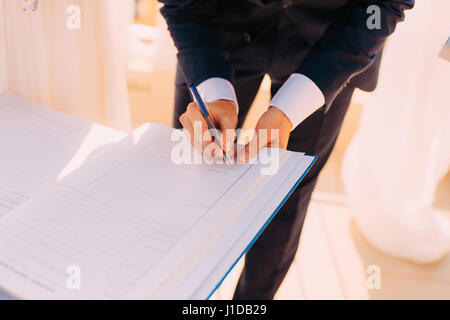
[159,0,414,107]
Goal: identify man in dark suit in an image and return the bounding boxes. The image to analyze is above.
[159,0,414,299]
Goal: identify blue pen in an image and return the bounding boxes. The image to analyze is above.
[189,84,232,165]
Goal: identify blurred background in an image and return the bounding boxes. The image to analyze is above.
[1,0,449,299]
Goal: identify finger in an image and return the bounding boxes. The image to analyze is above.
[185,104,214,155]
[219,129,236,155]
[203,139,223,160]
[180,111,208,156]
[186,103,213,143]
[179,113,195,146]
[238,130,269,164]
[214,111,236,149]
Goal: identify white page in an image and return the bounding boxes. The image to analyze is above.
[0,122,305,300]
[0,94,126,217]
[185,156,316,300]
[157,154,313,299]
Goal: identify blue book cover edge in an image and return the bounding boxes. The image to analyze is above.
[206,154,318,300]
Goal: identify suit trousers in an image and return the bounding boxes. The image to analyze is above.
[172,16,356,300]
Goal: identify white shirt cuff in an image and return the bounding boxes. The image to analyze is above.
[270,73,325,130]
[197,77,239,113]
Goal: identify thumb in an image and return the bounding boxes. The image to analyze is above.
[238,131,267,164]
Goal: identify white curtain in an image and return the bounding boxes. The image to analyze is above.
[0,0,133,132]
[342,0,450,264]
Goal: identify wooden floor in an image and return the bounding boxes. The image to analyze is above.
[211,192,450,300]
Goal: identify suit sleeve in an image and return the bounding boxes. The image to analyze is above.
[159,0,233,86]
[296,0,414,107]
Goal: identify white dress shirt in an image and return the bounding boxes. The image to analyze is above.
[197,74,325,130]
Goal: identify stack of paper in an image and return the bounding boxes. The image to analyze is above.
[0,94,315,299]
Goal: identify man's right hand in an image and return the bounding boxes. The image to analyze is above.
[179,99,238,158]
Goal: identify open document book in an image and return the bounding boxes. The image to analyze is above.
[0,94,315,300]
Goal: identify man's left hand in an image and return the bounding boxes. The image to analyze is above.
[238,106,293,163]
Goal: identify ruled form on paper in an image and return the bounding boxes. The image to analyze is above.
[0,94,315,300]
[0,94,126,217]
